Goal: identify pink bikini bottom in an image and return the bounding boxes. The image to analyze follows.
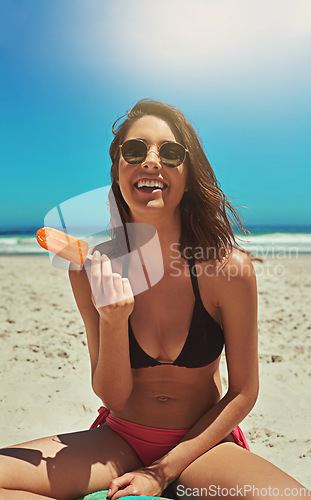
[90,407,250,466]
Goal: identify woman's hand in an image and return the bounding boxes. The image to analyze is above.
[90,251,134,324]
[107,465,169,500]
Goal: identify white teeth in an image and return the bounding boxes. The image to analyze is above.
[137,179,165,189]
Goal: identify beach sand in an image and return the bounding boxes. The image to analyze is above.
[0,254,310,488]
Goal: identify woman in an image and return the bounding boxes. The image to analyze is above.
[0,99,308,499]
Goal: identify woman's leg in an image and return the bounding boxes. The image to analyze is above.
[173,442,309,500]
[0,424,143,499]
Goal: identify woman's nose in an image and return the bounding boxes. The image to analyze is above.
[142,147,162,169]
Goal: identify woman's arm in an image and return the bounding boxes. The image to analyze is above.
[108,250,259,498]
[155,250,258,480]
[69,251,134,411]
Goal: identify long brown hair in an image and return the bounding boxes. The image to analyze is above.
[109,99,246,261]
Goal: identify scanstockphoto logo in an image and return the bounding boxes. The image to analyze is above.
[176,484,311,497]
[39,185,164,307]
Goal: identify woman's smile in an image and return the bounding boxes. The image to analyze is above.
[134,176,168,194]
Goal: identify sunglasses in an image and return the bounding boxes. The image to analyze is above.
[120,139,188,168]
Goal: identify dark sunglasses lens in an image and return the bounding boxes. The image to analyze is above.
[122,140,147,164]
[160,143,186,167]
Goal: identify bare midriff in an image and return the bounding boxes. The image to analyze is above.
[111,358,222,429]
[110,257,224,429]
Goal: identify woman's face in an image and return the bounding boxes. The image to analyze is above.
[117,115,188,221]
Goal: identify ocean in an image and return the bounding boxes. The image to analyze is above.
[0,225,311,256]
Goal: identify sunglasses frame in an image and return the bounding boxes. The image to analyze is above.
[119,139,188,168]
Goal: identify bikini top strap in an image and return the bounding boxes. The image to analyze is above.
[188,257,200,299]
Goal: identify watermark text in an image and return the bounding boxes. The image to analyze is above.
[176,484,310,497]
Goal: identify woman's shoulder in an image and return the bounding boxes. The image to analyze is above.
[197,248,257,305]
[198,247,255,279]
[196,249,257,313]
[217,247,256,280]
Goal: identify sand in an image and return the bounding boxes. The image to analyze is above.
[0,254,310,488]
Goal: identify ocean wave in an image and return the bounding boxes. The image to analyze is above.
[237,232,311,253]
[0,234,110,255]
[1,232,311,255]
[239,232,311,243]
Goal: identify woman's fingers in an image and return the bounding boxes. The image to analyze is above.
[90,251,102,298]
[111,485,137,500]
[108,470,160,500]
[108,473,133,499]
[101,254,114,297]
[90,252,134,308]
[112,273,124,296]
[107,474,127,497]
[122,278,133,300]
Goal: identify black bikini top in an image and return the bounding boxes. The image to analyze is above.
[127,257,224,369]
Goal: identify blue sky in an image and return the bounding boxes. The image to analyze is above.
[0,0,310,231]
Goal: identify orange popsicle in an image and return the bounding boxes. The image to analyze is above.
[36,227,91,265]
